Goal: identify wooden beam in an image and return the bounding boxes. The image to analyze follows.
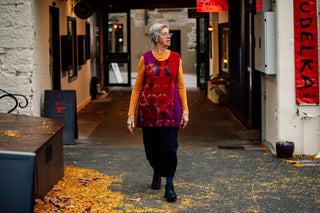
[96,0,196,9]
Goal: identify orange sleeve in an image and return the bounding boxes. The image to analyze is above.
[177,59,189,113]
[128,56,145,116]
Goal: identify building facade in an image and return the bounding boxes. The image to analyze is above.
[0,0,319,156]
[0,0,91,116]
[266,0,320,155]
[208,0,320,155]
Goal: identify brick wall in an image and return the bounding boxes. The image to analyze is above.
[0,0,34,115]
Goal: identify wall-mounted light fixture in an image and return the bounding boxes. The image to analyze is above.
[208,26,214,32]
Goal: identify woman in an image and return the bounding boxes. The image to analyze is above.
[127,23,189,202]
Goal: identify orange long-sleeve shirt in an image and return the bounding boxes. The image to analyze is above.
[128,50,188,116]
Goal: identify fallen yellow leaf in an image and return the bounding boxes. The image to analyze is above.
[228,155,239,158]
[4,130,20,137]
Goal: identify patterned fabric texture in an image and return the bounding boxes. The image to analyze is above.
[136,51,181,128]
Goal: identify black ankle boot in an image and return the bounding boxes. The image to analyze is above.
[164,183,177,202]
[151,175,161,190]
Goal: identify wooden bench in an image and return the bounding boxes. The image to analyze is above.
[0,113,64,197]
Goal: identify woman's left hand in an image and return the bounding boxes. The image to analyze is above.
[180,112,189,129]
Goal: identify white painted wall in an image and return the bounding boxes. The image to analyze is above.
[33,0,51,116]
[0,0,91,116]
[47,0,91,112]
[266,0,320,155]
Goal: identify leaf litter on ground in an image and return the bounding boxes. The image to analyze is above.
[34,166,175,213]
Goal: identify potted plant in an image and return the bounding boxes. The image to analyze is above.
[276,141,295,158]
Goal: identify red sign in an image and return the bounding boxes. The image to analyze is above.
[256,0,263,11]
[196,0,227,12]
[294,0,319,105]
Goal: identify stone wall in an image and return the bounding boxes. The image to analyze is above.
[130,9,196,75]
[0,0,35,115]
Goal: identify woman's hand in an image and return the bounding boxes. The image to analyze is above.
[180,112,189,129]
[127,116,135,134]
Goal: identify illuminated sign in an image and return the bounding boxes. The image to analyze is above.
[196,0,227,12]
[256,0,263,11]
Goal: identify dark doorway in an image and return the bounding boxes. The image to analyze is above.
[168,30,181,55]
[227,0,261,133]
[228,0,248,124]
[49,6,61,90]
[196,15,210,90]
[103,10,131,87]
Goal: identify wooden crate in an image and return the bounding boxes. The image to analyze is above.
[0,113,64,196]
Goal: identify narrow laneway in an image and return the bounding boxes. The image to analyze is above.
[75,89,261,149]
[63,89,320,212]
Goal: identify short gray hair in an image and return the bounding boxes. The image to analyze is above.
[149,23,169,45]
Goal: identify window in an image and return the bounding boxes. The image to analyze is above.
[219,23,229,77]
[67,17,77,82]
[85,22,90,60]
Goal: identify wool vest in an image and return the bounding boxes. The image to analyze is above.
[136,51,181,128]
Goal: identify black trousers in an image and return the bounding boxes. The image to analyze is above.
[142,127,178,178]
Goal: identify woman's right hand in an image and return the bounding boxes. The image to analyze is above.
[127,116,135,134]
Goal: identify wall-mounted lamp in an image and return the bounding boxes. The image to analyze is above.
[208,26,214,32]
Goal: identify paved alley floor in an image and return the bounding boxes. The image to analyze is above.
[64,89,320,212]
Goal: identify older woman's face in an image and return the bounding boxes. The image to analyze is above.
[157,27,171,48]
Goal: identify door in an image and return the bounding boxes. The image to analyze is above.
[49,6,61,90]
[168,30,181,55]
[103,10,131,87]
[196,16,209,90]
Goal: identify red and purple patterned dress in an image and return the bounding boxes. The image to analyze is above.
[136,51,182,128]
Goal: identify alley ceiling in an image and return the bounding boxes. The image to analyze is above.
[95,0,197,9]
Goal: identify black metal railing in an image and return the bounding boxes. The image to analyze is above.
[0,88,28,113]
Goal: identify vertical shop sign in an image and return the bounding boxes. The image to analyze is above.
[196,0,228,12]
[294,0,319,105]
